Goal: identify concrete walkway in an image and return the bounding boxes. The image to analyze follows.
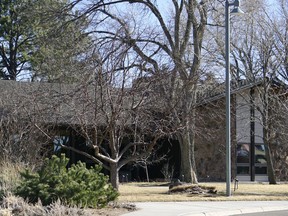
[122,201,288,216]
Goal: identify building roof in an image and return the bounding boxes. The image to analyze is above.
[0,80,99,125]
[0,80,150,127]
[0,77,286,126]
[196,77,288,105]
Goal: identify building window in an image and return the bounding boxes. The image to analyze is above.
[237,143,267,176]
[255,144,266,164]
[255,144,267,175]
[237,166,249,175]
[237,143,250,163]
[255,166,267,175]
[53,136,70,152]
[237,143,250,175]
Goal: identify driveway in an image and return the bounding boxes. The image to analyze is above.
[122,201,288,216]
[234,210,288,216]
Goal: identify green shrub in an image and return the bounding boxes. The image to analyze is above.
[15,154,118,208]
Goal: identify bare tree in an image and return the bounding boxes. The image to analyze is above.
[208,0,288,184]
[270,0,288,81]
[0,0,172,189]
[72,0,210,184]
[0,81,53,166]
[63,77,168,189]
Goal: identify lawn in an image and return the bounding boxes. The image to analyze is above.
[118,182,288,202]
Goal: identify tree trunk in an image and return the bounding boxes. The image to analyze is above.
[190,132,198,184]
[262,83,277,184]
[263,129,277,184]
[145,163,150,182]
[110,162,119,190]
[177,129,198,184]
[175,83,198,184]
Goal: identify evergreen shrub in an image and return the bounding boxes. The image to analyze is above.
[15,154,118,208]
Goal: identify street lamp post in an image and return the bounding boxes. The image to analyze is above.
[225,0,244,197]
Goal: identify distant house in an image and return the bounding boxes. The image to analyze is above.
[0,79,287,182]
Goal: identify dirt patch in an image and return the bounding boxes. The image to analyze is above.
[169,184,217,196]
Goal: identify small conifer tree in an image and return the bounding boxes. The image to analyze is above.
[15,154,118,208]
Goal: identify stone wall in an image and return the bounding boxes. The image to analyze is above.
[272,145,288,181]
[269,97,288,181]
[195,97,237,181]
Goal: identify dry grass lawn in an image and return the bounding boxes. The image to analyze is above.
[2,159,288,215]
[118,182,288,202]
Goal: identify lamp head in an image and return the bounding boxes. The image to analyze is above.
[231,6,245,14]
[231,0,245,15]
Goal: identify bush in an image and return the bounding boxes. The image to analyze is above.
[15,154,118,208]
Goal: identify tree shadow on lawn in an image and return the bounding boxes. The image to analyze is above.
[135,182,170,187]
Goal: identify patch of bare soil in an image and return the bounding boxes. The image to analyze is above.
[169,184,217,196]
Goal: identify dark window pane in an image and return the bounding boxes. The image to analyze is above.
[237,166,249,175]
[53,136,69,152]
[255,145,267,164]
[255,166,267,174]
[237,144,250,163]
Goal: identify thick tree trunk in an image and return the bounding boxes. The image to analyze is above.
[177,129,198,184]
[175,83,198,184]
[110,162,119,190]
[265,144,276,184]
[262,84,277,184]
[263,130,277,184]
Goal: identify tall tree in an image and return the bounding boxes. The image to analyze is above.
[14,53,169,189]
[30,0,94,82]
[209,0,288,184]
[75,0,209,184]
[0,0,35,80]
[0,0,93,81]
[71,54,169,189]
[271,0,288,81]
